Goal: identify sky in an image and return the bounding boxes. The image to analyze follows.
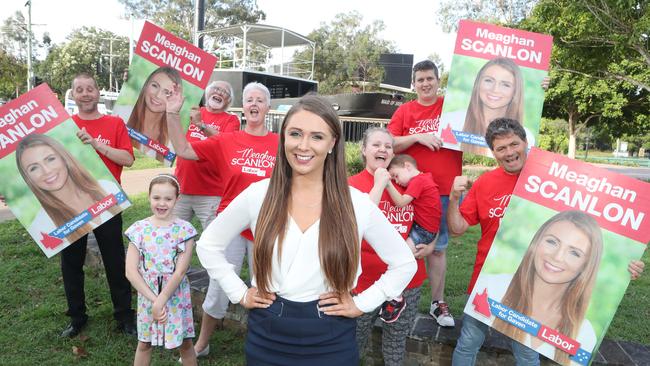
[1,0,457,71]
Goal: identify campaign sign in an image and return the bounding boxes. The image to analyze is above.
[439,20,553,157]
[113,21,218,166]
[465,148,649,366]
[0,85,131,257]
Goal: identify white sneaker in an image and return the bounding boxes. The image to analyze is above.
[430,301,455,327]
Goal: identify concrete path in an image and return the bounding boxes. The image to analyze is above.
[0,167,172,223]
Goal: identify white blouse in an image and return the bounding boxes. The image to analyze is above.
[196,179,417,313]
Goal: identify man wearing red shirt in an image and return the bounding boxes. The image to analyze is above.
[448,118,539,365]
[388,60,463,327]
[174,80,240,229]
[62,73,136,338]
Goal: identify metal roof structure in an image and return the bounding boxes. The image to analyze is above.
[199,24,315,80]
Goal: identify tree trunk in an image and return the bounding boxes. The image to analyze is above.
[567,110,578,159]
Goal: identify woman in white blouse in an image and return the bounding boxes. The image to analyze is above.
[196,94,417,365]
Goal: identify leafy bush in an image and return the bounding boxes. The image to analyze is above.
[538,118,569,154]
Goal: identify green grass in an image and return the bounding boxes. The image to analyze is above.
[0,193,244,365]
[124,149,166,171]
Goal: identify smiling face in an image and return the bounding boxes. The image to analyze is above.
[206,82,231,112]
[362,131,394,173]
[144,72,175,113]
[149,182,179,221]
[243,88,270,127]
[283,110,336,179]
[20,145,69,192]
[413,69,439,104]
[478,65,516,113]
[533,220,591,285]
[72,76,100,114]
[491,132,527,174]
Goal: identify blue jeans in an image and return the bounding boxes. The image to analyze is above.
[435,196,450,251]
[452,315,540,366]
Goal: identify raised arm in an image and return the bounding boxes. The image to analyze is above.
[164,86,199,160]
[448,176,471,236]
[367,168,390,204]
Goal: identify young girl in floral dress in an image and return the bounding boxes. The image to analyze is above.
[125,174,198,366]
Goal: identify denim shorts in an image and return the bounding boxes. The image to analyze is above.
[409,221,438,245]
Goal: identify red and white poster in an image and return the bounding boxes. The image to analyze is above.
[0,85,131,257]
[113,21,218,166]
[440,20,553,157]
[465,148,648,365]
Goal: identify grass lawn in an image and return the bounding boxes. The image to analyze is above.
[2,181,648,364]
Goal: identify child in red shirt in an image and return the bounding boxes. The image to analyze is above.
[377,154,441,323]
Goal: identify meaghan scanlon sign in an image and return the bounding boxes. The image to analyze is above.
[465,148,649,366]
[113,21,218,166]
[0,84,131,257]
[439,20,553,157]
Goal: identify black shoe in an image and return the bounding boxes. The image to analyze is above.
[118,318,137,337]
[379,297,406,323]
[60,322,86,338]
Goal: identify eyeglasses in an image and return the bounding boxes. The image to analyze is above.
[212,86,231,98]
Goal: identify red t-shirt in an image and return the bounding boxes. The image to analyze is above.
[405,172,441,233]
[175,108,240,195]
[72,114,133,183]
[192,130,279,240]
[388,98,463,195]
[459,166,519,294]
[349,169,427,291]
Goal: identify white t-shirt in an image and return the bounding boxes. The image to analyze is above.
[196,179,418,313]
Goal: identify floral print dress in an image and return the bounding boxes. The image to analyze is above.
[125,218,197,348]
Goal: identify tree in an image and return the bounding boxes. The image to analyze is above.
[529,0,649,92]
[523,0,650,157]
[0,50,26,99]
[118,0,266,41]
[435,0,538,32]
[37,27,130,96]
[293,12,395,94]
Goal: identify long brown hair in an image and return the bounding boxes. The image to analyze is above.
[127,66,182,157]
[493,211,603,363]
[253,94,359,296]
[16,134,121,243]
[463,57,524,138]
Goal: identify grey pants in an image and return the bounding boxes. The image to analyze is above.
[356,286,421,366]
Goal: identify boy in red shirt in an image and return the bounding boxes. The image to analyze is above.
[377,154,441,323]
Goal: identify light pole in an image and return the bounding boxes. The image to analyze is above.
[26,0,33,90]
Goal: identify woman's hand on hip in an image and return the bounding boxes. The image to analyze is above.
[318,291,363,318]
[240,287,276,309]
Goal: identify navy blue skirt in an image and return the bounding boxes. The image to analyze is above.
[245,296,359,366]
